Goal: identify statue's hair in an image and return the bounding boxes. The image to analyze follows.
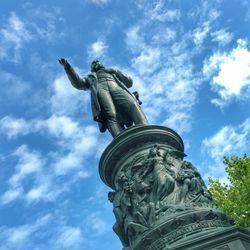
[91,59,100,65]
[91,59,104,72]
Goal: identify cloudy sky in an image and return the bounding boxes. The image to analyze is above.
[0,0,250,249]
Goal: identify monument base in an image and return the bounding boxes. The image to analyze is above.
[168,225,250,250]
[99,125,250,249]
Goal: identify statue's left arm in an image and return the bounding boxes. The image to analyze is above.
[107,68,133,88]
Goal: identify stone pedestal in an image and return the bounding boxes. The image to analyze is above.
[99,125,250,250]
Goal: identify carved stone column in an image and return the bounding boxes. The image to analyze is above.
[99,125,249,250]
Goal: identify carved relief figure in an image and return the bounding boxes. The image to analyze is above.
[146,145,175,209]
[108,191,129,246]
[109,145,217,248]
[176,161,213,204]
[110,170,152,246]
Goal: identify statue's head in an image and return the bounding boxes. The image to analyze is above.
[91,60,104,72]
[108,191,115,202]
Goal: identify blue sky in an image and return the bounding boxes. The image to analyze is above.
[0,0,250,249]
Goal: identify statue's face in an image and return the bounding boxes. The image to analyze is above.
[91,60,104,72]
[108,192,114,202]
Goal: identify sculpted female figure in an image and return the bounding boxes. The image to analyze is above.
[147,145,175,209]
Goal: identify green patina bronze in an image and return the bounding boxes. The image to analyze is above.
[100,125,250,249]
[59,59,148,137]
[60,60,250,249]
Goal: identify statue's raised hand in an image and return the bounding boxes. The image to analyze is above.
[58,58,69,68]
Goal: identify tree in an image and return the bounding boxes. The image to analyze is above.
[208,154,250,229]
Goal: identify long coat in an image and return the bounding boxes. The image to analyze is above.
[64,64,137,132]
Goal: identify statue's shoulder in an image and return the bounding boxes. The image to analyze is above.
[88,72,97,81]
[113,69,133,88]
[88,72,97,78]
[81,72,97,88]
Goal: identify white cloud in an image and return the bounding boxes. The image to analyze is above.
[0,214,51,247]
[0,9,64,63]
[25,185,47,201]
[9,145,43,188]
[139,54,199,134]
[124,9,202,134]
[44,115,80,139]
[151,8,180,22]
[163,112,192,134]
[53,126,98,176]
[88,40,108,59]
[132,48,161,75]
[84,212,108,235]
[152,28,176,44]
[77,170,90,179]
[54,153,82,175]
[0,12,32,62]
[55,226,83,248]
[211,29,233,46]
[193,22,210,46]
[0,212,87,250]
[137,0,181,23]
[44,117,99,176]
[89,0,110,6]
[49,73,90,116]
[25,183,60,203]
[0,115,82,140]
[0,66,50,113]
[124,2,228,135]
[0,113,100,153]
[8,226,34,244]
[203,39,250,106]
[241,0,250,20]
[126,26,146,53]
[0,145,46,205]
[0,116,31,139]
[0,70,30,104]
[0,188,23,205]
[201,118,250,181]
[27,6,65,42]
[0,115,99,205]
[191,5,220,46]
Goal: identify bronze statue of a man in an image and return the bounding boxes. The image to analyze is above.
[59,59,148,137]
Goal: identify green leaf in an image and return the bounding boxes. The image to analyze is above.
[209,154,250,229]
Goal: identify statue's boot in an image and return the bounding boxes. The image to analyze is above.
[107,120,123,138]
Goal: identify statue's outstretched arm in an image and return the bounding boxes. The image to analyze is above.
[58,58,89,90]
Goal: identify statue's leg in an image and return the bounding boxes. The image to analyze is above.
[97,88,123,137]
[110,87,148,126]
[130,103,148,125]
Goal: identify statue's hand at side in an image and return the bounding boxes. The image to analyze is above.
[58,58,70,68]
